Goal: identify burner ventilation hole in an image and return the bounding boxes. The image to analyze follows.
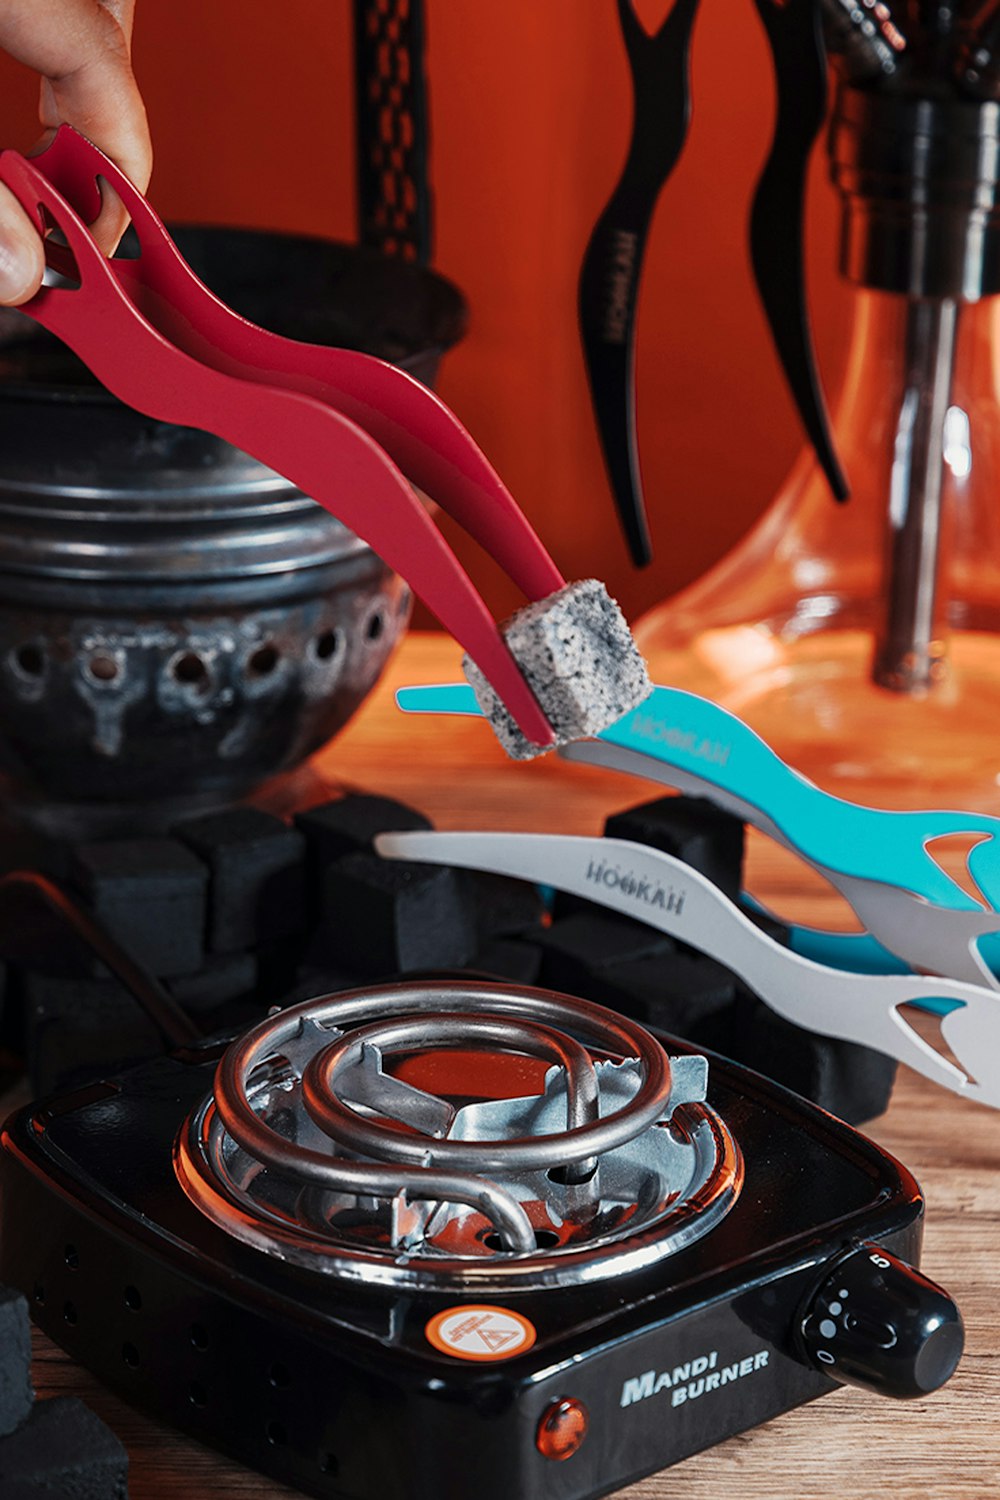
[122,1343,140,1370]
[63,1301,77,1326]
[483,1228,560,1253]
[320,1453,340,1477]
[189,1382,208,1409]
[64,1243,79,1269]
[266,1421,288,1447]
[124,1285,142,1312]
[548,1163,598,1186]
[190,1322,210,1351]
[268,1362,291,1389]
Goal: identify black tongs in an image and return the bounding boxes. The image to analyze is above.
[578,0,700,568]
[578,0,848,567]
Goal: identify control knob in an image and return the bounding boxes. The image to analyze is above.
[800,1242,963,1398]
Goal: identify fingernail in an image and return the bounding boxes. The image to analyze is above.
[0,239,39,304]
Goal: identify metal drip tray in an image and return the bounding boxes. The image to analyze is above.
[175,981,742,1289]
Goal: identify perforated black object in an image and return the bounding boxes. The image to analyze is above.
[354,0,432,264]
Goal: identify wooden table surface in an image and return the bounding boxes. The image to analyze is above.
[14,633,1000,1498]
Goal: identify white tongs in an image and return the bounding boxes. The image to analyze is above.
[375,829,1000,1111]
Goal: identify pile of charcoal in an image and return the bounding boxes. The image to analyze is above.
[0,792,896,1125]
[0,1283,128,1498]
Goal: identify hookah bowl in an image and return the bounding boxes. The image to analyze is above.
[0,228,466,838]
[636,81,1000,813]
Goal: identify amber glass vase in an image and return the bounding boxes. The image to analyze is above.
[636,85,1000,815]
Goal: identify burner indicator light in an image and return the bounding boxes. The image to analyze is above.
[536,1398,589,1462]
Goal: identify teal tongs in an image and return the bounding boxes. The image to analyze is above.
[395,681,1000,990]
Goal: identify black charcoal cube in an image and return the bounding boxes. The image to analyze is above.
[167,952,258,1015]
[712,989,897,1124]
[604,795,745,903]
[0,1288,32,1438]
[295,795,431,877]
[70,839,209,978]
[318,853,477,976]
[594,950,740,1034]
[465,871,545,944]
[24,973,161,1097]
[469,936,545,988]
[534,911,674,1001]
[174,808,307,952]
[0,1396,128,1499]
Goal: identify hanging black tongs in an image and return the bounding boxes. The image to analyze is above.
[578,0,909,567]
[577,0,700,568]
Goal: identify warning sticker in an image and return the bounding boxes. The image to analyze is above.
[425,1305,537,1362]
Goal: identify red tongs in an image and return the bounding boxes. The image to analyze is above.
[0,127,566,749]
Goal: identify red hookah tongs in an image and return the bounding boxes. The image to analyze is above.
[0,127,563,749]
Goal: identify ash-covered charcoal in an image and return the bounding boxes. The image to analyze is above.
[604,794,745,904]
[317,852,478,976]
[173,808,306,953]
[463,579,651,759]
[68,838,209,979]
[0,1287,32,1439]
[0,1397,128,1499]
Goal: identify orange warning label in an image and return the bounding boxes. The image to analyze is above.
[425,1305,537,1362]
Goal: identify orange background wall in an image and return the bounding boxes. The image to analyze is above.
[0,1,855,626]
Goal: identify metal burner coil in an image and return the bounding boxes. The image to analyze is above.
[175,981,742,1290]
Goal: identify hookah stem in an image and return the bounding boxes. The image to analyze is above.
[873,295,960,693]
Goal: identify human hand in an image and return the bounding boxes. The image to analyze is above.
[0,0,150,305]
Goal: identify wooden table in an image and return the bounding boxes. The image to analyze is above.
[16,634,1000,1498]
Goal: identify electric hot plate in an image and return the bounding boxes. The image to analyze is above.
[0,981,963,1500]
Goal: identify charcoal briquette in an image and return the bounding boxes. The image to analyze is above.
[173,808,307,952]
[594,950,740,1034]
[0,1287,32,1439]
[713,990,898,1124]
[24,973,161,1097]
[69,838,209,978]
[534,911,674,1001]
[0,1396,128,1499]
[294,795,431,884]
[167,952,258,1015]
[466,870,545,944]
[604,795,745,903]
[317,852,477,976]
[468,936,545,988]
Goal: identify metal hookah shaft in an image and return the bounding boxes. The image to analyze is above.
[829,82,1000,695]
[874,294,958,693]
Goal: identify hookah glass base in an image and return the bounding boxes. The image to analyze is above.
[636,291,1000,815]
